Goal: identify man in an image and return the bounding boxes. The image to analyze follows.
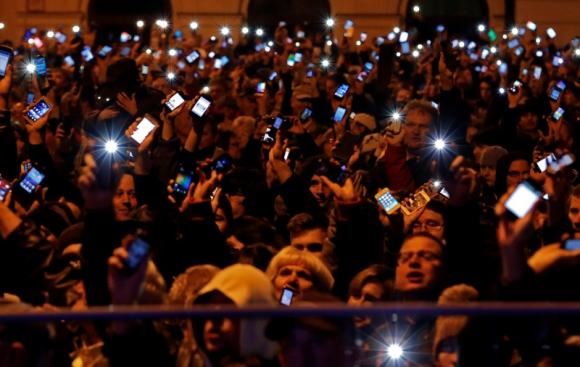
[568,185,580,238]
[373,100,438,191]
[408,201,447,242]
[287,213,334,267]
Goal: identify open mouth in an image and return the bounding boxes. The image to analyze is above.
[406,271,425,283]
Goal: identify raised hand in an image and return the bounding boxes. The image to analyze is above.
[116,92,138,116]
[320,176,359,203]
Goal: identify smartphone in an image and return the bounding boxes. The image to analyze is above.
[297,31,305,38]
[26,98,51,122]
[499,62,508,76]
[55,32,67,44]
[64,55,75,67]
[375,188,400,215]
[26,92,35,105]
[400,190,431,216]
[125,238,150,271]
[130,115,158,144]
[534,153,556,173]
[399,31,409,43]
[34,56,47,76]
[504,181,542,218]
[333,106,347,123]
[186,50,200,64]
[190,96,212,118]
[564,239,580,251]
[212,155,233,173]
[553,55,564,66]
[306,69,314,78]
[509,79,523,94]
[81,46,94,62]
[173,167,195,197]
[360,32,368,42]
[334,84,350,99]
[546,28,557,39]
[18,167,45,194]
[120,47,131,57]
[120,32,132,43]
[98,45,112,58]
[262,117,285,145]
[284,147,301,161]
[256,82,266,95]
[287,54,296,67]
[508,38,520,49]
[0,179,11,202]
[268,71,278,81]
[165,91,186,112]
[280,287,294,306]
[356,71,368,82]
[526,21,537,31]
[300,108,312,122]
[141,65,149,75]
[400,42,411,55]
[363,61,373,73]
[549,86,563,101]
[220,56,230,67]
[551,107,565,121]
[533,66,542,80]
[0,46,13,78]
[549,154,574,173]
[294,53,303,63]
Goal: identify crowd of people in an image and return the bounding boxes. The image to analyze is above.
[0,17,579,366]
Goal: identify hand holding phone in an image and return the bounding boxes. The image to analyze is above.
[0,45,13,78]
[504,181,542,219]
[190,96,212,119]
[279,287,294,306]
[130,115,158,145]
[24,97,52,124]
[124,238,150,272]
[164,91,186,112]
[375,188,400,214]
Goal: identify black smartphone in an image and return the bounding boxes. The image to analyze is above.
[125,238,150,271]
[334,83,350,99]
[98,45,112,58]
[165,91,186,112]
[173,166,195,199]
[550,107,565,121]
[534,153,556,173]
[262,116,287,145]
[0,45,13,78]
[212,154,233,173]
[34,56,47,76]
[25,98,52,123]
[256,82,266,95]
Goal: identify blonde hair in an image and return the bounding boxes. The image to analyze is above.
[266,246,335,292]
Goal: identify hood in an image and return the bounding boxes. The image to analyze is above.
[196,264,278,360]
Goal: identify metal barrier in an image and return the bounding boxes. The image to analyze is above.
[2,302,580,322]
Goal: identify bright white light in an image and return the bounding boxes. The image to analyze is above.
[256,28,264,37]
[321,58,330,68]
[502,34,508,40]
[477,24,486,32]
[434,139,446,150]
[220,26,230,36]
[208,51,215,58]
[267,41,274,47]
[168,48,177,57]
[201,86,210,94]
[136,20,145,28]
[145,48,152,54]
[27,38,34,45]
[496,59,502,66]
[356,40,362,46]
[412,50,420,58]
[536,50,543,57]
[392,112,401,121]
[498,87,506,95]
[26,63,36,73]
[387,344,403,360]
[156,19,169,29]
[325,18,335,28]
[0,23,5,30]
[167,72,175,80]
[433,180,442,188]
[412,5,420,13]
[72,25,80,33]
[105,140,118,154]
[511,27,518,36]
[189,21,199,30]
[393,27,401,34]
[241,26,249,35]
[575,49,580,57]
[417,44,423,50]
[264,46,271,52]
[490,46,497,54]
[46,30,55,38]
[535,37,541,45]
[458,41,465,48]
[295,42,300,47]
[326,40,332,46]
[396,52,401,57]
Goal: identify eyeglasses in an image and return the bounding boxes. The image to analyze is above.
[397,250,441,264]
[412,220,444,231]
[293,242,324,252]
